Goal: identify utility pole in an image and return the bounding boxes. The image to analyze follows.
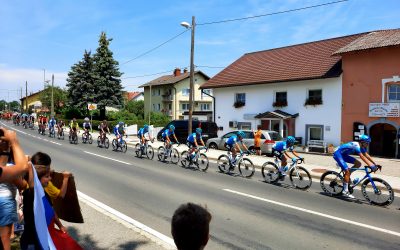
[188,16,196,135]
[25,81,28,113]
[51,74,54,117]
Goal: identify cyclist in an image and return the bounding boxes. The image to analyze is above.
[113,121,126,145]
[162,125,179,154]
[69,118,80,140]
[333,134,378,198]
[28,114,35,128]
[138,124,153,145]
[224,131,249,166]
[186,127,205,159]
[272,136,302,177]
[48,116,57,135]
[57,119,65,137]
[98,120,110,142]
[82,117,92,140]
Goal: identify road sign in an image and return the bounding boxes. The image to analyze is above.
[88,103,97,111]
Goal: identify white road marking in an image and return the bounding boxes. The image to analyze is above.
[77,191,176,249]
[84,151,132,165]
[1,122,62,145]
[223,189,400,237]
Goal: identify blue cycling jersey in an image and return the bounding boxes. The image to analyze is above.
[273,141,293,152]
[113,124,123,135]
[334,142,366,155]
[226,135,239,146]
[138,127,149,137]
[48,119,56,127]
[162,129,174,138]
[187,133,201,143]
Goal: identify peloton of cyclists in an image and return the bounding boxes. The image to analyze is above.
[333,134,379,198]
[224,131,249,167]
[186,127,205,160]
[162,125,179,157]
[272,136,303,178]
[113,121,126,145]
[138,124,153,146]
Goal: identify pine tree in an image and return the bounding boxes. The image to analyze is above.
[66,50,95,114]
[92,31,123,119]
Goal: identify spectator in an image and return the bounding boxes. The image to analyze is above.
[171,203,212,250]
[253,125,262,156]
[0,128,28,183]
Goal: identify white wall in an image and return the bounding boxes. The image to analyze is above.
[213,77,342,146]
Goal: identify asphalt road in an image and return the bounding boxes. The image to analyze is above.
[4,121,400,250]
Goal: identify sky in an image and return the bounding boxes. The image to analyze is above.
[0,0,399,102]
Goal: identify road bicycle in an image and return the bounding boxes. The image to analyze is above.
[157,142,180,164]
[97,132,110,149]
[217,150,254,178]
[320,165,394,206]
[112,135,128,153]
[135,139,154,159]
[82,131,93,144]
[28,121,35,130]
[57,127,65,140]
[38,124,46,135]
[180,146,209,171]
[48,126,56,138]
[69,130,78,144]
[22,121,28,129]
[261,154,311,190]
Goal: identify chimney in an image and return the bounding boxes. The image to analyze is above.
[173,68,181,77]
[183,68,188,73]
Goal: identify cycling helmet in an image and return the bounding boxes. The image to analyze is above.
[143,124,149,129]
[169,124,175,131]
[119,121,124,126]
[286,136,296,144]
[84,117,89,122]
[196,128,202,134]
[359,134,371,143]
[237,130,245,138]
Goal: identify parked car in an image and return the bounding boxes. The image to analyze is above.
[206,130,283,155]
[157,120,218,143]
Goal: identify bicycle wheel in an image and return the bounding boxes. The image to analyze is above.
[170,148,180,164]
[180,151,189,167]
[197,153,209,172]
[121,141,128,153]
[135,143,142,157]
[290,166,312,190]
[261,162,280,183]
[88,134,93,144]
[238,158,255,178]
[320,171,343,196]
[97,136,101,147]
[361,177,394,206]
[146,145,154,160]
[104,137,109,149]
[217,155,230,173]
[112,139,117,151]
[157,146,165,161]
[61,131,64,140]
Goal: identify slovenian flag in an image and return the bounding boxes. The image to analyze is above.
[32,164,57,250]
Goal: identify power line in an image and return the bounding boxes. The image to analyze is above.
[121,29,189,65]
[196,65,225,69]
[197,0,349,26]
[122,70,173,79]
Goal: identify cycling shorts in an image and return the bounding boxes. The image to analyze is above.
[224,142,233,151]
[333,151,356,171]
[186,141,196,148]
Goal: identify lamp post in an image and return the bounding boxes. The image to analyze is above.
[181,16,195,135]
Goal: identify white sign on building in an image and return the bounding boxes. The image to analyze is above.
[369,103,400,117]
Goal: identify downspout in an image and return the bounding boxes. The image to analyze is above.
[172,86,177,120]
[201,89,215,122]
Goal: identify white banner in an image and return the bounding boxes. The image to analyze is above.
[369,103,399,117]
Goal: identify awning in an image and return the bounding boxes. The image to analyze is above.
[255,110,299,119]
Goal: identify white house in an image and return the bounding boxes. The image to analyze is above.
[201,33,364,147]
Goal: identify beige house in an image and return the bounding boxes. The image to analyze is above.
[140,68,214,121]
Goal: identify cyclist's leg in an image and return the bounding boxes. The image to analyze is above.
[333,152,353,194]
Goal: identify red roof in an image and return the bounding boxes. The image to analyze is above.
[127,91,143,100]
[201,33,365,89]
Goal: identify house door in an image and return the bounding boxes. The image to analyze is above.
[369,123,396,158]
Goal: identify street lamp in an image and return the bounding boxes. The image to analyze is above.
[181,16,195,135]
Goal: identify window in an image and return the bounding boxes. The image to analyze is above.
[152,104,156,111]
[182,89,190,96]
[309,126,323,140]
[388,84,400,102]
[222,132,236,139]
[152,90,155,96]
[238,122,251,130]
[273,91,287,107]
[202,89,212,99]
[157,103,161,111]
[181,103,189,110]
[200,103,210,111]
[234,93,246,108]
[157,89,161,96]
[305,89,322,105]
